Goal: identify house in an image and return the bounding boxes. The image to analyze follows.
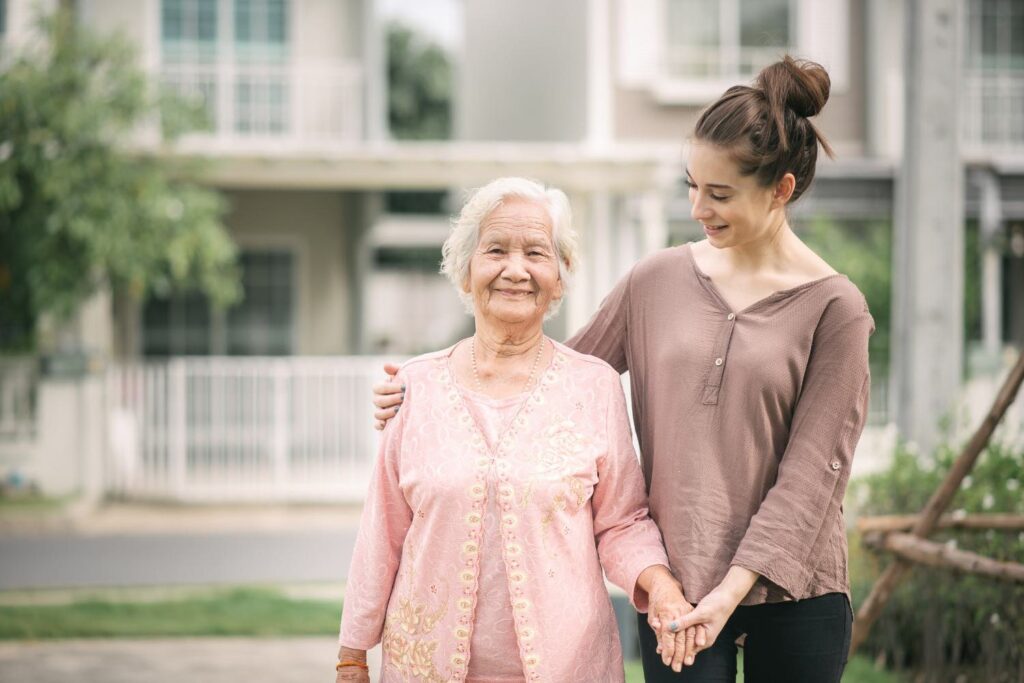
[0,0,1020,501]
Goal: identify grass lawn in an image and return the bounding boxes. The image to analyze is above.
[0,586,903,682]
[0,587,341,639]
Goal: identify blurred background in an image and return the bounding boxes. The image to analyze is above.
[0,0,1022,681]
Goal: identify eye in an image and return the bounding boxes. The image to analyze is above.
[710,194,729,202]
[486,247,504,254]
[684,180,697,190]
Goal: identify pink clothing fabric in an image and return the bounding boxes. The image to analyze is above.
[339,340,669,683]
[463,389,530,683]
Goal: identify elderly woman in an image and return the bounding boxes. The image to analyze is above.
[334,177,687,683]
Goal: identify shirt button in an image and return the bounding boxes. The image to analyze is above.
[831,461,841,471]
[727,313,735,321]
[714,357,724,366]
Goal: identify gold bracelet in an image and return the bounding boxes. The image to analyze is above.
[336,659,369,672]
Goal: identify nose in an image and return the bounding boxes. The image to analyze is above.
[690,194,713,222]
[500,252,530,281]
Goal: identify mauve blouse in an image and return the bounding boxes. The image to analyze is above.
[567,243,874,606]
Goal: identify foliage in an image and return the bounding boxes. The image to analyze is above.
[0,10,239,352]
[850,440,1024,681]
[387,21,452,140]
[799,217,893,369]
[799,216,985,376]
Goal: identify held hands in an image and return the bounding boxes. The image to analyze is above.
[372,363,404,430]
[640,566,707,672]
[673,566,760,662]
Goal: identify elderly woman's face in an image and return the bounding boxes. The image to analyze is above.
[466,197,563,325]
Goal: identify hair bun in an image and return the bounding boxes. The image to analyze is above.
[756,55,830,118]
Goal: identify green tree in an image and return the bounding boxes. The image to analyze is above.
[387,22,451,141]
[800,217,893,369]
[0,10,239,352]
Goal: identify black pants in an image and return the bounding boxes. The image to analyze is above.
[637,592,853,683]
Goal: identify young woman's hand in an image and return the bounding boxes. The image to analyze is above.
[372,363,404,430]
[676,566,758,663]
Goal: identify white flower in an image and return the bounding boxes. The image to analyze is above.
[0,141,12,162]
[961,476,973,490]
[945,539,958,551]
[952,509,967,520]
[42,139,59,160]
[165,198,185,220]
[982,493,995,510]
[1007,479,1020,492]
[990,613,1001,626]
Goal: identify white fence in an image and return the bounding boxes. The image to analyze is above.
[106,356,401,502]
[0,357,37,442]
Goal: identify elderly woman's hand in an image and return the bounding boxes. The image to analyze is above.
[335,646,370,683]
[675,566,759,664]
[638,565,705,672]
[335,668,369,683]
[372,363,404,430]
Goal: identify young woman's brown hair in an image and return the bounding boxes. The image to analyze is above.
[694,55,835,203]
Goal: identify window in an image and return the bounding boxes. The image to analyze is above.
[664,0,793,80]
[160,0,290,136]
[964,0,1024,146]
[142,290,214,357]
[161,0,219,63]
[226,251,294,355]
[968,0,1024,70]
[235,0,288,62]
[142,249,295,357]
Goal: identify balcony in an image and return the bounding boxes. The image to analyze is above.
[962,69,1024,157]
[159,60,364,154]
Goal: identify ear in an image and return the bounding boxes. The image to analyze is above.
[552,261,568,301]
[771,173,796,209]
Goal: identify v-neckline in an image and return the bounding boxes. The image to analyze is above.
[684,243,844,315]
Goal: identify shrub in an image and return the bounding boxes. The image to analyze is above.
[849,440,1024,681]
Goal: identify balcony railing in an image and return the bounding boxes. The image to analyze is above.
[962,70,1024,153]
[160,61,364,151]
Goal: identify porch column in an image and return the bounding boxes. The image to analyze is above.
[891,0,965,452]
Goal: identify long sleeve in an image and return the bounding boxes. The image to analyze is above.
[591,369,669,612]
[566,268,632,373]
[730,295,874,598]
[338,371,413,649]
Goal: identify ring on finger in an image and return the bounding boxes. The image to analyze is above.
[668,620,679,633]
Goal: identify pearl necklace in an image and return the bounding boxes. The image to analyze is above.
[471,336,546,394]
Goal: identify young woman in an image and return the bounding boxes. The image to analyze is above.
[373,56,872,682]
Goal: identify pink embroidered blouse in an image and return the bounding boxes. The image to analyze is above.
[338,340,669,682]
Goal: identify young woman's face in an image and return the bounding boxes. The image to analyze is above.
[686,141,788,250]
[466,197,563,326]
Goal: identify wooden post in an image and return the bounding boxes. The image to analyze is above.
[850,350,1024,653]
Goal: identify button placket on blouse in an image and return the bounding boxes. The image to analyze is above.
[703,311,738,405]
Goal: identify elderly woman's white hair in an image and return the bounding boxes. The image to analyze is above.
[441,177,579,319]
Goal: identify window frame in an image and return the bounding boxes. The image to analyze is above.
[141,244,300,358]
[653,0,798,104]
